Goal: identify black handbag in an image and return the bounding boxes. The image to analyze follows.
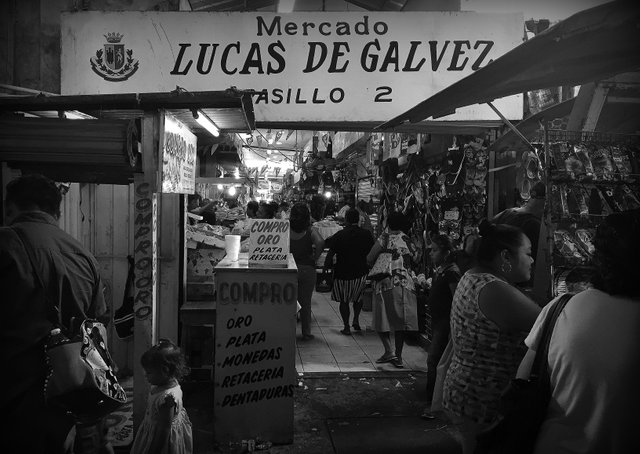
[13,227,127,420]
[316,268,333,293]
[475,293,573,454]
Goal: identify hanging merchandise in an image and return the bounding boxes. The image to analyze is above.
[543,129,640,296]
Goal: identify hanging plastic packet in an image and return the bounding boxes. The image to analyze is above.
[574,145,595,179]
[610,146,633,180]
[589,147,615,181]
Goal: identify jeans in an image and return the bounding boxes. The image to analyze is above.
[426,317,450,402]
[297,265,316,336]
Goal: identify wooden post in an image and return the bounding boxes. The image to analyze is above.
[132,112,161,429]
[132,173,158,429]
[157,191,182,342]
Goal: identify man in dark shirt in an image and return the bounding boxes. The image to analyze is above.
[0,174,110,453]
[492,181,546,289]
[324,208,375,335]
[492,181,545,262]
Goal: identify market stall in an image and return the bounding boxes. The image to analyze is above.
[0,88,257,428]
[376,0,640,304]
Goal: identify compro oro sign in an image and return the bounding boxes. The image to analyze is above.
[161,113,197,194]
[61,11,524,122]
[248,219,290,268]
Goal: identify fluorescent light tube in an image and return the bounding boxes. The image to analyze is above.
[193,109,219,137]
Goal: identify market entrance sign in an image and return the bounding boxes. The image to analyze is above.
[160,113,197,194]
[61,11,523,122]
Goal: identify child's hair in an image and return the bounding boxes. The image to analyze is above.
[140,339,190,381]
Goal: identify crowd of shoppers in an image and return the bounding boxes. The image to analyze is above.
[6,174,635,454]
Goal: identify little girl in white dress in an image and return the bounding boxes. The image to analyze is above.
[131,339,192,454]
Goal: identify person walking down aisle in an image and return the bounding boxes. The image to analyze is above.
[366,212,419,368]
[443,220,540,454]
[422,234,460,419]
[0,174,112,454]
[518,209,640,454]
[290,203,324,341]
[324,208,375,335]
[131,339,193,454]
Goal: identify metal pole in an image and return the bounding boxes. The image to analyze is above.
[486,101,536,152]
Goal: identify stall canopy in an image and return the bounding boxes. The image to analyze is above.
[0,88,255,184]
[376,0,640,129]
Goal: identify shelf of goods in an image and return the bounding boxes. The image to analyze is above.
[543,131,640,297]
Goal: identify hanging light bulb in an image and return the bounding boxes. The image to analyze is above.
[324,191,332,199]
[228,186,237,196]
[217,184,223,190]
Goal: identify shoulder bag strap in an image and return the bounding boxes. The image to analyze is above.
[11,226,62,328]
[530,293,573,384]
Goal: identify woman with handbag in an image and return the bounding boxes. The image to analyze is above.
[366,212,419,368]
[442,219,540,454]
[518,209,640,454]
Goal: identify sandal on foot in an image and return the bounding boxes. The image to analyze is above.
[340,328,351,335]
[421,410,436,420]
[352,324,362,332]
[375,354,397,364]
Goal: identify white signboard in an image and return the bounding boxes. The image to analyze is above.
[248,220,290,268]
[214,266,297,443]
[61,11,524,122]
[161,114,197,194]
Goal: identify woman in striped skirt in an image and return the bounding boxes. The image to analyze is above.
[324,208,375,335]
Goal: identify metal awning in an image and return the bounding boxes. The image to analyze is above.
[0,88,255,184]
[0,88,255,139]
[377,0,640,129]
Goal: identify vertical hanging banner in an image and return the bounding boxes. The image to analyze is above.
[61,11,524,122]
[248,219,290,268]
[161,114,197,194]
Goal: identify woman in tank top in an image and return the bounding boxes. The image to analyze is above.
[443,219,540,454]
[289,203,324,340]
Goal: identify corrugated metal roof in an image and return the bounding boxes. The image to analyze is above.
[0,89,255,144]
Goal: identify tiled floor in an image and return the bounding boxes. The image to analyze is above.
[295,291,428,374]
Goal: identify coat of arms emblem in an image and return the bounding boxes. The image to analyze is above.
[90,32,139,82]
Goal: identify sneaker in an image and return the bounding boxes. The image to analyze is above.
[340,328,351,335]
[392,357,404,368]
[352,324,362,332]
